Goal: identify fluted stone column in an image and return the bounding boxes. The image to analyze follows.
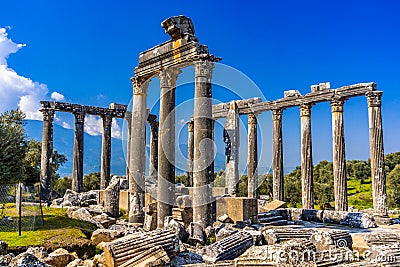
[193,59,214,226]
[148,116,158,180]
[331,99,348,211]
[366,91,388,216]
[72,110,85,193]
[187,120,194,187]
[157,68,180,228]
[125,112,132,181]
[300,103,314,209]
[129,78,149,223]
[40,108,55,202]
[272,109,284,201]
[224,101,240,196]
[247,113,258,199]
[100,114,113,189]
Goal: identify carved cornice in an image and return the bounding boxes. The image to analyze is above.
[41,108,55,122]
[300,103,312,117]
[131,77,150,95]
[73,111,85,124]
[366,91,383,108]
[330,99,345,113]
[272,109,284,121]
[159,68,181,88]
[248,113,257,125]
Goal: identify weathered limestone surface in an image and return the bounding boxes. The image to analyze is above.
[101,228,179,267]
[310,230,353,251]
[331,99,348,211]
[148,115,158,181]
[366,91,388,216]
[157,67,180,228]
[224,101,240,196]
[300,103,314,209]
[216,197,258,224]
[104,176,120,218]
[364,232,400,246]
[192,59,214,227]
[128,79,149,223]
[262,228,317,245]
[272,109,284,201]
[187,120,194,187]
[72,110,85,193]
[100,114,112,189]
[39,107,54,202]
[202,231,253,263]
[247,113,258,199]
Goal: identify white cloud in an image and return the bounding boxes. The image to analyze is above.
[84,115,122,139]
[51,91,65,101]
[0,27,64,120]
[62,121,71,129]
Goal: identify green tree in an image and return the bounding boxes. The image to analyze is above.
[385,152,400,174]
[313,160,334,207]
[346,160,370,183]
[387,164,400,208]
[258,174,273,198]
[53,176,72,196]
[0,109,27,184]
[83,172,101,191]
[284,166,302,207]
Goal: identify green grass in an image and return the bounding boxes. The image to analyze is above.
[0,206,96,248]
[347,178,373,210]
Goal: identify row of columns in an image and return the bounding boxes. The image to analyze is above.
[40,107,124,202]
[270,91,387,215]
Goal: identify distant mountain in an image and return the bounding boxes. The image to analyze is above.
[25,120,127,177]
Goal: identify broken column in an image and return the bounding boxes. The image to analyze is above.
[72,109,85,193]
[187,120,194,187]
[39,106,55,202]
[247,113,258,199]
[300,103,314,209]
[128,78,149,223]
[366,91,388,216]
[193,59,214,226]
[272,108,284,201]
[331,99,348,211]
[104,176,120,218]
[100,113,113,190]
[148,115,158,180]
[224,101,240,196]
[157,67,180,228]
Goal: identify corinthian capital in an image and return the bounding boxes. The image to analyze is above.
[74,111,85,124]
[248,113,257,125]
[272,109,283,121]
[330,99,345,113]
[300,103,312,117]
[366,91,383,108]
[41,108,55,122]
[194,60,214,80]
[159,68,181,88]
[131,77,150,95]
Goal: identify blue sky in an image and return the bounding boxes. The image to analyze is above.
[1,0,400,172]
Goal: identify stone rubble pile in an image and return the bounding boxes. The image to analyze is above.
[51,189,98,208]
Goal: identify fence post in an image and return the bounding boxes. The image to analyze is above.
[17,183,22,236]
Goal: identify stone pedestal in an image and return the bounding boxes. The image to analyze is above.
[157,68,180,228]
[366,91,388,216]
[72,110,85,193]
[224,101,240,196]
[216,197,258,224]
[100,114,112,190]
[128,78,149,223]
[193,59,214,226]
[40,108,54,202]
[247,113,258,199]
[331,99,348,211]
[272,109,284,201]
[300,104,314,209]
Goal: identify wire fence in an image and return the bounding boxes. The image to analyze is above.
[0,183,43,233]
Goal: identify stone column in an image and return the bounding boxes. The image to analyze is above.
[125,112,132,181]
[72,110,85,193]
[40,108,55,202]
[224,101,240,196]
[247,113,258,199]
[193,59,214,226]
[187,120,194,187]
[100,114,113,190]
[366,91,388,216]
[157,67,180,228]
[331,99,348,211]
[129,78,149,223]
[272,109,284,201]
[300,103,314,209]
[148,116,158,180]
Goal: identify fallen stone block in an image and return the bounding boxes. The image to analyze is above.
[310,230,353,251]
[119,245,170,267]
[172,207,193,227]
[340,212,376,228]
[364,232,400,246]
[202,231,253,263]
[188,222,207,246]
[9,252,51,267]
[262,228,317,245]
[91,229,124,245]
[26,247,48,260]
[42,248,71,267]
[260,200,287,212]
[104,176,120,218]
